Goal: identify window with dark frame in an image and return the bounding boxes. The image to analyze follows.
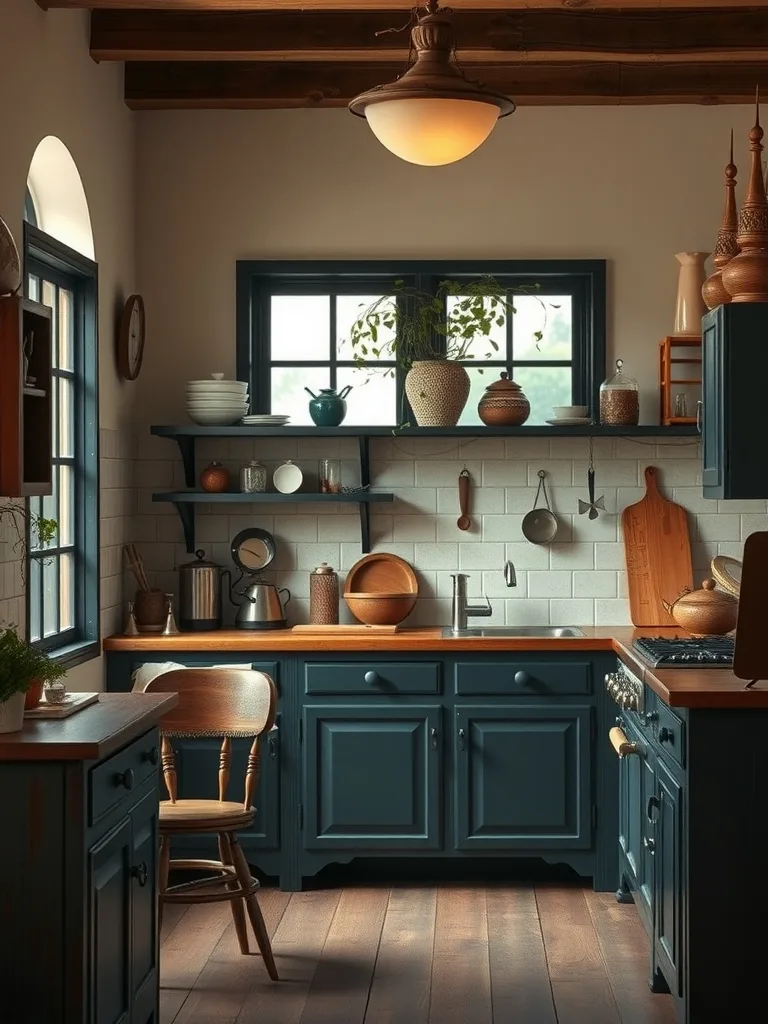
[236,260,606,427]
[23,221,99,665]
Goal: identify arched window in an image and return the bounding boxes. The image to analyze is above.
[24,137,98,664]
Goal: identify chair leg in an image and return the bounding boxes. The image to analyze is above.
[219,832,249,955]
[158,835,170,934]
[229,835,279,981]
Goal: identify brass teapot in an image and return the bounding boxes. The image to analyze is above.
[663,578,738,637]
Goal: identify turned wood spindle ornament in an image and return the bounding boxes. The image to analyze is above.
[722,89,768,302]
[702,131,739,310]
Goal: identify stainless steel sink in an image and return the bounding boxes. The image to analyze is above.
[441,626,585,638]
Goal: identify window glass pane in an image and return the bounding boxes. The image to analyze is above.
[336,295,396,361]
[270,295,330,361]
[513,295,572,361]
[42,470,58,548]
[29,558,42,643]
[513,365,572,425]
[446,295,506,360]
[59,465,74,547]
[58,288,74,371]
[28,496,43,552]
[457,365,506,426]
[43,556,59,638]
[271,366,331,424]
[58,377,74,458]
[59,553,74,632]
[42,280,57,368]
[337,365,397,426]
[28,275,39,302]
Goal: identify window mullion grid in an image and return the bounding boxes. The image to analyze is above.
[329,293,337,391]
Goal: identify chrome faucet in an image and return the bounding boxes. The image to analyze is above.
[450,573,492,633]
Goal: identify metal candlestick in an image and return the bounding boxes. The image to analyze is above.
[161,593,180,636]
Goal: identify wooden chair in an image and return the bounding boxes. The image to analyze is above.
[133,667,279,980]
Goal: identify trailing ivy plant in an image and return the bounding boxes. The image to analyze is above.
[348,276,549,376]
[0,502,57,584]
[0,624,67,702]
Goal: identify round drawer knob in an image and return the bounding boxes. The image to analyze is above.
[116,768,134,791]
[514,671,530,686]
[364,671,380,685]
[144,747,159,766]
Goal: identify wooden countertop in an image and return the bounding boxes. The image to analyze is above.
[0,692,178,762]
[103,629,768,710]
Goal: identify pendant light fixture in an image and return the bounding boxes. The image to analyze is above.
[348,1,515,167]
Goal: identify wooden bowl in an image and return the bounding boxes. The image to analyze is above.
[344,592,417,626]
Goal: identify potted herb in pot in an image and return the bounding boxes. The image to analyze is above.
[348,277,546,427]
[0,625,67,732]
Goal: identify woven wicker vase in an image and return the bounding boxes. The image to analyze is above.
[405,360,470,427]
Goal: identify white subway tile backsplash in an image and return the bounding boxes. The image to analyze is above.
[481,461,527,487]
[459,542,506,571]
[573,571,617,598]
[414,543,458,570]
[694,514,741,542]
[481,514,525,543]
[504,542,550,570]
[482,568,527,599]
[392,488,437,514]
[505,598,550,626]
[741,514,768,539]
[504,438,550,460]
[317,516,362,542]
[528,571,572,598]
[573,460,638,487]
[550,599,595,626]
[394,515,437,542]
[415,460,482,487]
[375,461,416,487]
[654,461,702,487]
[437,487,504,515]
[595,543,626,569]
[595,598,631,625]
[526,461,572,487]
[550,543,595,570]
[437,516,479,542]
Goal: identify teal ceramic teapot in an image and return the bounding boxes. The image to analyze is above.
[305,385,352,426]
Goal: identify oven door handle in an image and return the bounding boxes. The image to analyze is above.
[609,725,641,758]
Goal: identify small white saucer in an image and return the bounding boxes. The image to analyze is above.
[546,417,592,426]
[273,460,303,493]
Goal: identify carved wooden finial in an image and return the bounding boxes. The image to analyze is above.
[722,90,768,302]
[702,130,740,310]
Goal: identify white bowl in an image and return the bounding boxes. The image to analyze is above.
[187,411,245,425]
[187,377,248,387]
[552,405,589,419]
[186,399,249,408]
[273,460,303,494]
[187,389,248,399]
[187,383,248,393]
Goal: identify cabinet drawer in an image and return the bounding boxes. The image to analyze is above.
[654,703,685,770]
[304,661,441,695]
[89,728,159,826]
[454,661,591,696]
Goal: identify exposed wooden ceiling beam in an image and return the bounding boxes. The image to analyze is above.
[91,9,768,64]
[124,60,768,109]
[39,1,768,12]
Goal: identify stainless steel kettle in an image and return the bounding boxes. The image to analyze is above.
[233,579,291,630]
[178,549,231,631]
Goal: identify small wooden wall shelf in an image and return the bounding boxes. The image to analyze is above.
[0,295,53,496]
[659,335,701,427]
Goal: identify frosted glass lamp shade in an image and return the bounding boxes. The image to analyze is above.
[364,97,501,166]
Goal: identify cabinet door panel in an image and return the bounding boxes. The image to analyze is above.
[618,720,643,885]
[88,816,132,1024]
[655,758,683,997]
[131,790,158,1009]
[701,311,723,494]
[454,705,592,849]
[304,705,441,849]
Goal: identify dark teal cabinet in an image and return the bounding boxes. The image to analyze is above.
[701,302,768,498]
[88,817,132,1024]
[454,704,592,850]
[303,705,442,850]
[653,757,683,998]
[130,790,160,1024]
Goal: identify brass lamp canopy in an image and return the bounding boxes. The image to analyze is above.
[348,0,515,167]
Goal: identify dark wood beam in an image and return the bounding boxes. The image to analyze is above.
[39,1,768,12]
[91,8,768,64]
[124,60,768,109]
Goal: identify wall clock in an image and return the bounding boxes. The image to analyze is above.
[117,294,146,380]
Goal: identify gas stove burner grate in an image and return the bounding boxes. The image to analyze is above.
[632,635,735,668]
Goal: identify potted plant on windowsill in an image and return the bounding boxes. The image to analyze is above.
[0,501,57,583]
[348,276,547,427]
[0,625,68,731]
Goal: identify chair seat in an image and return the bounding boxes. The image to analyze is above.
[160,799,254,831]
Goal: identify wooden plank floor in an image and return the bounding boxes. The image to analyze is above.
[159,883,677,1024]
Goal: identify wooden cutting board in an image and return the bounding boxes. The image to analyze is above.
[621,465,693,627]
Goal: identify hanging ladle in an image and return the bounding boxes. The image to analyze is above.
[457,468,472,531]
[521,470,558,544]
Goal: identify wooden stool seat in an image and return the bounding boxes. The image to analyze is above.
[133,667,279,982]
[159,799,255,830]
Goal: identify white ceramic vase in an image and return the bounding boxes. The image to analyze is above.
[404,360,470,427]
[672,252,710,335]
[0,691,25,733]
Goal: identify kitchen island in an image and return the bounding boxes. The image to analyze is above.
[104,627,768,1024]
[0,692,177,1024]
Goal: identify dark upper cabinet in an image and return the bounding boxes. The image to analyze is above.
[702,302,768,498]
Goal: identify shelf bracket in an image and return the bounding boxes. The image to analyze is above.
[359,502,372,554]
[174,436,196,488]
[358,434,371,489]
[173,502,196,553]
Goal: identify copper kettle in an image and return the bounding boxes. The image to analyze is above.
[662,578,738,637]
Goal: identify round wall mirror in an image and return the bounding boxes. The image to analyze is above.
[231,528,276,574]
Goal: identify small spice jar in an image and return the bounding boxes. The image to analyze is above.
[310,563,339,624]
[240,459,267,494]
[599,359,639,426]
[477,372,531,426]
[318,459,342,494]
[200,461,231,493]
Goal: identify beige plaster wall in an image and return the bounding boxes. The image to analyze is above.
[135,104,753,426]
[0,0,137,689]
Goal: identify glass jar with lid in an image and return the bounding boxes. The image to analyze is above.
[599,359,639,426]
[240,459,267,493]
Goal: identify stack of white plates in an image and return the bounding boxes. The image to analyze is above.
[186,375,249,425]
[241,414,290,426]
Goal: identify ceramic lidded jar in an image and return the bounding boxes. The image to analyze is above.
[663,578,738,637]
[305,386,352,426]
[477,372,530,426]
[199,461,231,493]
[599,359,639,426]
